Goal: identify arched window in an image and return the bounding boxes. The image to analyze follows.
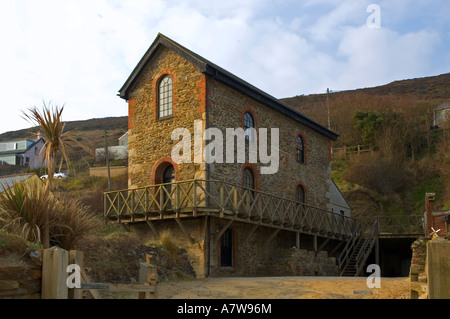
[243,167,255,190]
[244,112,255,141]
[158,75,173,119]
[296,184,305,204]
[296,135,305,163]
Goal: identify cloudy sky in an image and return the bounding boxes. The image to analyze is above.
[1,0,449,134]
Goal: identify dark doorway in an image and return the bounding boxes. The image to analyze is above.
[220,229,233,267]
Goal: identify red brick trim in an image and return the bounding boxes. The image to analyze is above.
[241,163,259,191]
[294,181,308,204]
[295,130,307,164]
[152,70,177,120]
[151,156,179,185]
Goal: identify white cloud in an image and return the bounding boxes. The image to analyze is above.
[0,0,448,134]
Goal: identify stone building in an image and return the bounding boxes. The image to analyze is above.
[107,33,357,277]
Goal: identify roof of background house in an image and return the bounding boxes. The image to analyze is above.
[330,179,351,210]
[119,33,339,141]
[0,173,36,192]
[0,138,44,156]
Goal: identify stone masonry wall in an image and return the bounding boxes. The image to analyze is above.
[127,46,207,188]
[207,77,332,209]
[209,218,338,277]
[0,266,41,299]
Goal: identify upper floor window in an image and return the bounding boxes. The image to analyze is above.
[158,75,173,119]
[244,112,255,142]
[296,135,305,163]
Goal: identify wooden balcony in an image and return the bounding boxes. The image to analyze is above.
[104,179,358,240]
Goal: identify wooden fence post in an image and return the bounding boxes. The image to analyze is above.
[41,246,69,299]
[138,262,158,299]
[68,250,84,299]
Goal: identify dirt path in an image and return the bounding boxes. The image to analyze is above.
[157,276,410,299]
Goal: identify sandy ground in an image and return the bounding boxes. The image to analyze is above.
[156,276,410,299]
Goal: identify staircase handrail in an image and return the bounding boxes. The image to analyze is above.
[354,220,379,276]
[338,220,363,271]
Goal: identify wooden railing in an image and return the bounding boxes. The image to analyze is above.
[337,222,363,271]
[338,220,379,276]
[104,179,358,239]
[358,214,423,235]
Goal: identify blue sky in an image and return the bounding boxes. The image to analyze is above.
[0,0,449,134]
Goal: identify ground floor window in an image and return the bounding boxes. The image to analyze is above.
[220,229,233,267]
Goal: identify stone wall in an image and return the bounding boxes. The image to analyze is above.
[0,266,41,299]
[207,77,332,209]
[132,217,339,278]
[210,218,337,277]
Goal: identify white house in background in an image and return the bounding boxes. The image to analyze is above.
[118,132,128,147]
[434,102,450,128]
[95,132,128,161]
[331,179,351,217]
[0,138,46,169]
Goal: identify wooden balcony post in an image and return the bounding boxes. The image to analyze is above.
[219,183,224,208]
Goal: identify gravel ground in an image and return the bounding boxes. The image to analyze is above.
[156,276,410,299]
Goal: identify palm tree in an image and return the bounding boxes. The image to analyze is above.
[23,102,89,248]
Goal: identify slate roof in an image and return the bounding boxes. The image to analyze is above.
[119,33,339,141]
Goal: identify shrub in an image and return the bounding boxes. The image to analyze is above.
[343,154,412,196]
[0,179,100,250]
[0,179,55,242]
[159,229,179,257]
[49,193,101,250]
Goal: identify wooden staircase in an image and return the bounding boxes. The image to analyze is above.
[338,220,379,276]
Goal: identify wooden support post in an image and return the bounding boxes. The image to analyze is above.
[245,224,259,243]
[295,232,300,249]
[42,246,69,299]
[146,220,158,237]
[318,238,331,252]
[313,235,318,252]
[216,220,233,241]
[175,218,194,244]
[138,262,158,299]
[263,229,281,247]
[330,240,345,256]
[68,250,84,299]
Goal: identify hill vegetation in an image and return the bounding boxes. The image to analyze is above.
[281,72,450,220]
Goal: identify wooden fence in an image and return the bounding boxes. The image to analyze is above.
[331,145,374,157]
[41,246,157,299]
